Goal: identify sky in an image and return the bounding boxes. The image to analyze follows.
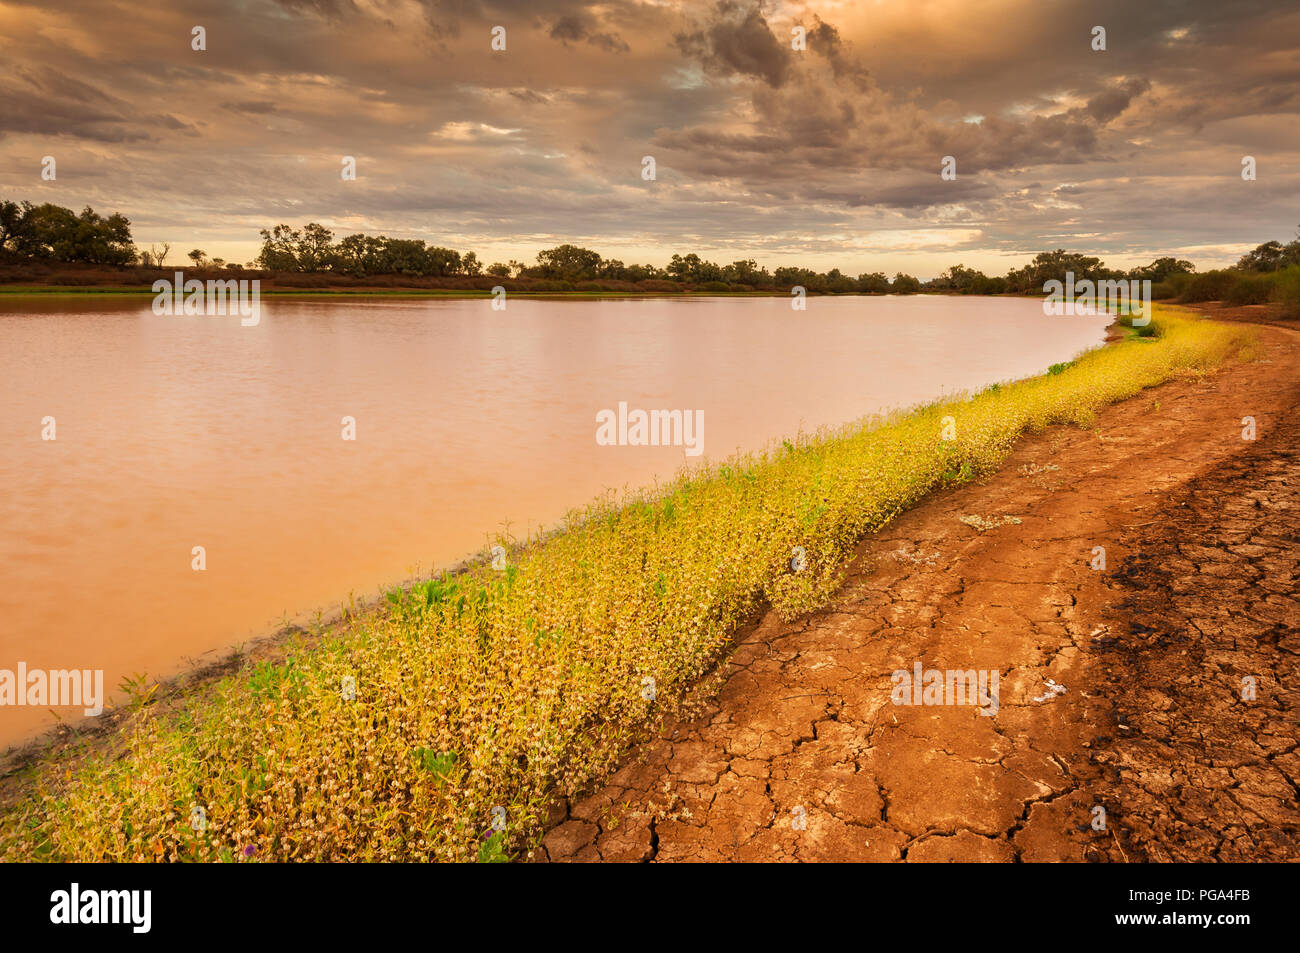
[1,0,1298,279]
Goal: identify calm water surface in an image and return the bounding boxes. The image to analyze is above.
[0,294,1108,744]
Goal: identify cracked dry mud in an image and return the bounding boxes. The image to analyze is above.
[541,319,1299,863]
[1094,395,1300,860]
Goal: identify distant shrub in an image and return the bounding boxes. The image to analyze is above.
[969,275,1008,295]
[891,273,922,294]
[635,279,678,292]
[1152,272,1192,300]
[1224,273,1274,305]
[1178,270,1238,303]
[700,280,731,292]
[855,272,890,294]
[1273,266,1300,319]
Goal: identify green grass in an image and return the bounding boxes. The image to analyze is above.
[0,306,1255,862]
[1116,312,1162,339]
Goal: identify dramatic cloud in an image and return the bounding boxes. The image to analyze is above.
[0,0,1296,275]
[676,2,793,87]
[1083,78,1152,123]
[550,13,629,53]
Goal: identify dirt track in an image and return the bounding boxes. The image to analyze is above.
[541,314,1300,863]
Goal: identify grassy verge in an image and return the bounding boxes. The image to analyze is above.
[0,306,1255,862]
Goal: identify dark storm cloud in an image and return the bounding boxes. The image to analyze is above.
[509,88,549,105]
[808,15,868,86]
[675,1,792,87]
[221,100,280,115]
[408,0,643,38]
[549,13,630,53]
[0,67,190,142]
[1082,78,1152,123]
[273,0,360,16]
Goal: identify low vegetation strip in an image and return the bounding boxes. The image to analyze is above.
[0,307,1254,862]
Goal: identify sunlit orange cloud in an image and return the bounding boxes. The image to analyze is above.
[0,0,1296,277]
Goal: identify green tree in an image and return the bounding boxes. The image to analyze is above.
[257,225,301,271]
[334,233,385,277]
[382,239,431,275]
[772,266,824,291]
[0,200,23,252]
[11,203,136,264]
[536,244,603,281]
[620,263,663,282]
[667,253,724,283]
[295,223,335,271]
[891,272,921,294]
[823,268,857,293]
[722,259,769,285]
[1132,257,1196,282]
[1004,249,1115,294]
[856,272,890,293]
[1234,238,1300,272]
[424,246,462,276]
[933,263,986,292]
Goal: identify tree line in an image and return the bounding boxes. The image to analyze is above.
[0,200,136,266]
[244,223,1300,308]
[245,224,1212,294]
[3,198,1298,304]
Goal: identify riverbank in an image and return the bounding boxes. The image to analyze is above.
[0,259,978,298]
[540,304,1296,862]
[0,260,838,297]
[0,305,1256,861]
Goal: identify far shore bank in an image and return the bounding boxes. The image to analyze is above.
[0,282,999,299]
[0,259,1045,299]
